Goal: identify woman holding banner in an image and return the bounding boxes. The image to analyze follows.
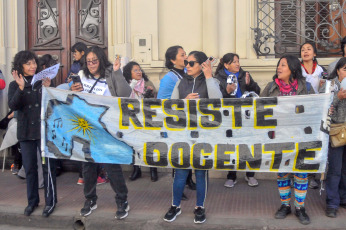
[325,57,346,218]
[8,50,57,217]
[122,61,158,182]
[70,46,132,219]
[214,53,261,188]
[261,55,314,225]
[163,51,222,224]
[158,45,196,198]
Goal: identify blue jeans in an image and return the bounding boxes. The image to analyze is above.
[326,145,346,209]
[172,169,208,207]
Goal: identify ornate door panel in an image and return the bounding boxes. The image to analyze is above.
[27,0,107,85]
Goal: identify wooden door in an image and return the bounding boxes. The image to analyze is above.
[27,0,108,85]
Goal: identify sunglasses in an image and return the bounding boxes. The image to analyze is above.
[86,59,99,65]
[184,60,199,67]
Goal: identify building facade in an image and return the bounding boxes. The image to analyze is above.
[0,0,345,120]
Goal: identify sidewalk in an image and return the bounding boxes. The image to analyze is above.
[0,170,345,230]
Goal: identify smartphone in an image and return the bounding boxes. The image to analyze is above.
[70,74,81,83]
[207,56,218,66]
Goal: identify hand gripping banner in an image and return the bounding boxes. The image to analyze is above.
[41,87,333,173]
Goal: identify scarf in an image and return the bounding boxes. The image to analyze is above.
[275,78,298,96]
[130,78,145,99]
[224,68,242,98]
[301,61,317,74]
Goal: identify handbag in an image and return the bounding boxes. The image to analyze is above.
[329,123,346,147]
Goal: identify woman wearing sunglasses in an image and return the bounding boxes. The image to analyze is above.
[71,46,132,220]
[214,53,261,188]
[163,51,222,224]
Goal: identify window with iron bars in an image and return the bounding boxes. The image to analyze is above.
[252,0,346,58]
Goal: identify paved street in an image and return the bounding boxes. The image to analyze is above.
[0,170,345,230]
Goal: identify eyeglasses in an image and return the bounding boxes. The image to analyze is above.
[86,59,99,65]
[133,69,142,73]
[184,60,199,67]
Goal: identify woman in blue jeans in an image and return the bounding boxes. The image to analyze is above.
[325,57,346,218]
[163,51,222,224]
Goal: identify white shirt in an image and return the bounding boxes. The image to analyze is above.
[78,70,111,96]
[301,65,324,94]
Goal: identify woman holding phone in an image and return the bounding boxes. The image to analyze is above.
[71,46,132,219]
[163,51,222,224]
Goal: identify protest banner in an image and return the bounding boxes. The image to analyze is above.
[41,87,333,173]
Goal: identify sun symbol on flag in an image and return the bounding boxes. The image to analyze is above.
[68,114,95,141]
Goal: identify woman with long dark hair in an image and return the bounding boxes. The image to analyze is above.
[300,42,325,93]
[163,51,222,224]
[325,57,346,218]
[261,55,314,225]
[8,50,57,217]
[71,46,132,219]
[123,61,158,181]
[214,53,261,188]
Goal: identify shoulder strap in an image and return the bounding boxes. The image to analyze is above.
[88,77,101,93]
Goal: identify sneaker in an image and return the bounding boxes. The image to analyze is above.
[77,178,84,185]
[163,206,181,222]
[11,164,19,175]
[96,176,107,185]
[115,201,130,219]
[325,207,337,218]
[295,207,310,225]
[245,176,259,187]
[80,199,97,217]
[274,204,291,219]
[194,207,206,224]
[224,179,237,188]
[308,179,319,189]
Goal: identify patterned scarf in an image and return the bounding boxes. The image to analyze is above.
[130,78,145,99]
[275,78,298,96]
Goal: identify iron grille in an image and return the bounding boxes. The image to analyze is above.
[252,0,346,57]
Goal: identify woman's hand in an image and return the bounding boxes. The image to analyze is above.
[71,82,83,92]
[113,56,121,72]
[201,60,212,79]
[12,70,25,90]
[328,105,334,115]
[185,93,199,99]
[8,111,14,119]
[42,77,51,87]
[245,72,250,85]
[226,83,236,94]
[337,88,346,100]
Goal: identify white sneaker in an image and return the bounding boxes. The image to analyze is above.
[224,179,237,188]
[245,176,259,187]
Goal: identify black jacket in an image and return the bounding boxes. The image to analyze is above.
[177,74,209,99]
[8,77,42,141]
[214,68,261,98]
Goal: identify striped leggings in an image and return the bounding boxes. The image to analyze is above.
[277,173,308,208]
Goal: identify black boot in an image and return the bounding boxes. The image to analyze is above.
[150,167,158,182]
[186,170,196,190]
[129,165,141,181]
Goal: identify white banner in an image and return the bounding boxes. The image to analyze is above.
[41,87,333,173]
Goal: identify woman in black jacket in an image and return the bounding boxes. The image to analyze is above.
[214,53,261,188]
[8,50,57,217]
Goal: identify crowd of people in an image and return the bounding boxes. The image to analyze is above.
[0,37,345,226]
